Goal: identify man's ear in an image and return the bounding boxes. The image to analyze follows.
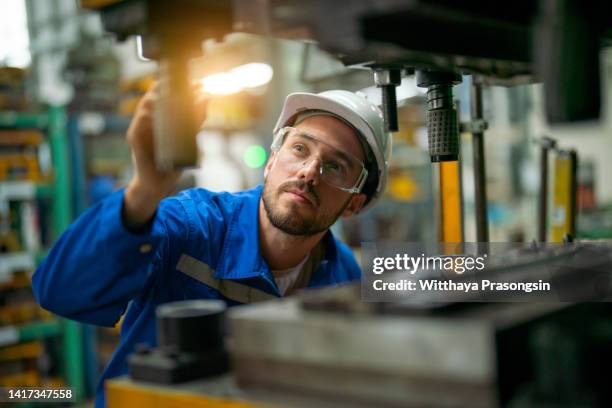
[263,151,277,179]
[342,193,367,217]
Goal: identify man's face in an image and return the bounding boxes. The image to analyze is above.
[262,115,367,236]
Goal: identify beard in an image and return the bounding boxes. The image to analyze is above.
[262,180,350,236]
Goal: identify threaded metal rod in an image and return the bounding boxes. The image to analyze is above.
[470,82,489,243]
[381,85,398,132]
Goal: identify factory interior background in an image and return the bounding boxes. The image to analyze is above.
[1,0,612,406]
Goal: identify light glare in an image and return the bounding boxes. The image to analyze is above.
[200,63,273,95]
[201,72,242,95]
[231,63,274,89]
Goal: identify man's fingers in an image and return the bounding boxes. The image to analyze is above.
[140,82,159,110]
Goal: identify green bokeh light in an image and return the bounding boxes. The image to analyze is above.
[243,145,267,168]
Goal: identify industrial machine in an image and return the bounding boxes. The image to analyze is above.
[231,0,612,243]
[229,288,612,407]
[107,241,612,407]
[127,300,228,384]
[84,0,612,243]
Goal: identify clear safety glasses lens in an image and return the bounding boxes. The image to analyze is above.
[272,127,368,193]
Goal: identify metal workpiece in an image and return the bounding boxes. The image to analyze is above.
[229,294,499,408]
[153,58,200,171]
[225,240,612,406]
[228,274,612,407]
[538,137,558,242]
[84,0,234,170]
[416,70,462,162]
[373,67,402,132]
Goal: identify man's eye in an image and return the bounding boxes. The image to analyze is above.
[324,161,346,174]
[291,144,307,154]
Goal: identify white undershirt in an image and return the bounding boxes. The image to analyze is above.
[271,255,309,295]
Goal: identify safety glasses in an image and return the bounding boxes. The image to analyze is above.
[272,126,368,194]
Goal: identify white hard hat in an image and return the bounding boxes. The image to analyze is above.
[273,90,392,211]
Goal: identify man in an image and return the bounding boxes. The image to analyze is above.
[32,88,391,406]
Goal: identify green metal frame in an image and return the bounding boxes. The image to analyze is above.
[19,319,61,342]
[0,106,86,400]
[48,106,85,400]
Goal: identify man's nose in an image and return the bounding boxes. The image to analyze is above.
[296,157,321,185]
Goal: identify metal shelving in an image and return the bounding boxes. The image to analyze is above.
[0,253,36,280]
[0,112,48,129]
[0,181,50,201]
[0,107,86,400]
[0,181,52,280]
[0,319,61,347]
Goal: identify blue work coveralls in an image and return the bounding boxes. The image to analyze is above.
[32,185,361,407]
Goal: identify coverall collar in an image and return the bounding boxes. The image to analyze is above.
[214,184,338,280]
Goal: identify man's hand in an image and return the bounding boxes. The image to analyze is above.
[123,83,208,230]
